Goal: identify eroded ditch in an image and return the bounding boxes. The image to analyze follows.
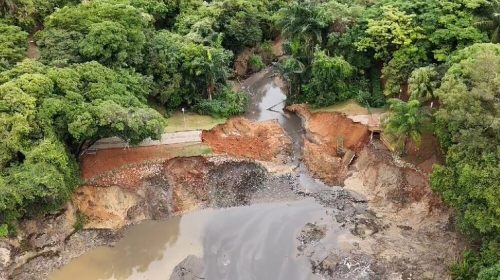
[1,67,464,280]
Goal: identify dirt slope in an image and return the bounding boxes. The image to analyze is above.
[288,104,371,185]
[202,117,292,163]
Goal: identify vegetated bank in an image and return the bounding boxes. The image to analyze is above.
[0,0,498,278]
[3,69,465,279]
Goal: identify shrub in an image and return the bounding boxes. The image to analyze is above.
[0,224,8,237]
[257,41,276,64]
[248,54,265,73]
[73,210,87,231]
[195,87,248,118]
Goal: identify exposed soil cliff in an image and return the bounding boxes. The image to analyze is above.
[202,117,292,163]
[287,104,371,185]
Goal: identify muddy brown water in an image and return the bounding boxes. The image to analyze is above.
[49,200,331,280]
[49,67,336,280]
[243,67,330,193]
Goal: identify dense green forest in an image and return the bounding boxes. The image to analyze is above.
[0,0,499,278]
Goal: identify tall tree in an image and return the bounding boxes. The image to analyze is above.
[142,31,233,110]
[301,49,354,106]
[36,0,149,67]
[275,1,327,57]
[475,0,500,43]
[408,65,440,104]
[0,22,27,71]
[431,43,500,279]
[355,5,424,62]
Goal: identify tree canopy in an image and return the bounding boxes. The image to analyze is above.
[0,22,27,71]
[36,0,150,67]
[431,43,500,278]
[0,60,164,228]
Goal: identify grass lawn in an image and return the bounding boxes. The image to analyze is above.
[165,112,226,133]
[310,99,387,115]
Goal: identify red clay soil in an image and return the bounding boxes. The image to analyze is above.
[289,104,371,185]
[306,111,371,153]
[202,117,292,163]
[80,143,207,180]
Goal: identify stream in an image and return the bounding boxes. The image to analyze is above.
[48,68,340,280]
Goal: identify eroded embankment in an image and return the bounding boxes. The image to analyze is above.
[1,69,465,280]
[4,156,297,280]
[276,105,464,279]
[201,117,292,164]
[288,104,371,185]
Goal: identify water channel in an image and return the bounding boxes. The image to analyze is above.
[49,68,335,280]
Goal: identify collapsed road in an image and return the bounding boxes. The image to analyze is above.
[1,68,464,280]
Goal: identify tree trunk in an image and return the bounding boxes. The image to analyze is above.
[400,137,408,156]
[208,82,214,101]
[76,138,99,160]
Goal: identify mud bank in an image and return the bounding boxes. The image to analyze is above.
[2,67,465,280]
[308,143,464,279]
[201,117,292,164]
[288,104,371,185]
[3,156,294,280]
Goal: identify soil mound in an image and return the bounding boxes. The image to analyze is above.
[202,117,292,163]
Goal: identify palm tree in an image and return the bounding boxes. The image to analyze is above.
[475,0,500,43]
[275,1,327,56]
[203,48,228,101]
[383,99,429,154]
[408,66,439,107]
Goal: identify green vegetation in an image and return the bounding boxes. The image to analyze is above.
[0,224,7,237]
[383,99,429,153]
[0,60,164,232]
[73,210,86,231]
[276,0,489,107]
[164,113,226,133]
[0,22,27,71]
[248,54,265,73]
[0,0,498,277]
[431,44,500,278]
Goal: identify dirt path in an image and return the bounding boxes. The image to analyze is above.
[27,32,40,59]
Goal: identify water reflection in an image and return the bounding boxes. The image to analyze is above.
[49,215,197,280]
[49,200,327,280]
[202,200,324,280]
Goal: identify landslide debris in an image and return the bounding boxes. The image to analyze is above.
[202,117,292,163]
[287,104,371,185]
[299,143,464,280]
[5,156,294,280]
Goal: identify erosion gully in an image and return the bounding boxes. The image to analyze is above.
[48,68,361,280]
